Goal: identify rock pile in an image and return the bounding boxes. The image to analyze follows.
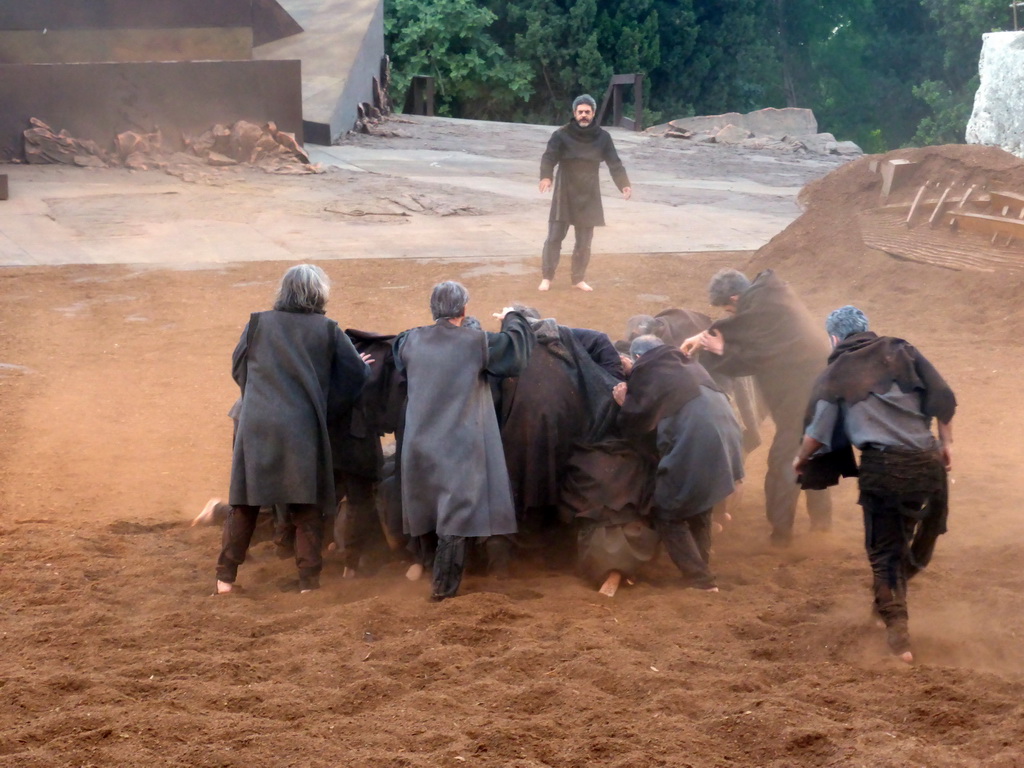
[22,118,315,175]
[650,107,862,156]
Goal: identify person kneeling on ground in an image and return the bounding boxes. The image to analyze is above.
[615,335,744,591]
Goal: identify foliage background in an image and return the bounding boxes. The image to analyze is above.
[384,0,1013,149]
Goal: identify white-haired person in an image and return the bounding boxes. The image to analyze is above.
[216,264,369,594]
[394,281,533,600]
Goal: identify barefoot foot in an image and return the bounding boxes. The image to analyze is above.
[599,570,622,597]
[538,279,551,292]
[215,579,234,595]
[406,563,424,581]
[343,566,357,579]
[192,498,223,527]
[573,281,594,292]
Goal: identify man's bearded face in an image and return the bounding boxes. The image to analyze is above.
[574,104,594,126]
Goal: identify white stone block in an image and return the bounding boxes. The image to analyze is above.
[966,31,1024,158]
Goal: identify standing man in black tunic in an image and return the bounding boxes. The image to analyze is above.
[538,94,632,293]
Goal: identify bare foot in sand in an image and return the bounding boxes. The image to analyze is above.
[573,281,593,292]
[215,580,234,595]
[343,567,357,579]
[406,563,424,581]
[898,650,914,664]
[599,570,622,597]
[191,498,222,527]
[538,279,551,292]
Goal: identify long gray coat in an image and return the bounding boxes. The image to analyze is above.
[395,313,532,538]
[229,310,368,511]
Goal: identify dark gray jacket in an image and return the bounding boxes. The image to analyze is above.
[229,310,368,511]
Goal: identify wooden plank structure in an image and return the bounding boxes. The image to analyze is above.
[596,73,644,131]
[858,208,1024,273]
[989,190,1024,216]
[878,158,917,201]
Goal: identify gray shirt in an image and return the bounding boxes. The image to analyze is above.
[805,382,939,452]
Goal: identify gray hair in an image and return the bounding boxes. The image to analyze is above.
[629,334,665,360]
[708,268,751,307]
[825,305,869,341]
[274,264,330,314]
[572,94,597,111]
[430,280,469,320]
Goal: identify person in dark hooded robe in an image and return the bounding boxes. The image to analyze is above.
[559,437,659,597]
[217,264,369,595]
[682,269,832,546]
[616,335,744,590]
[492,308,621,573]
[537,94,632,293]
[394,281,533,600]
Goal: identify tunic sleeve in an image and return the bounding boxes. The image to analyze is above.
[231,323,249,393]
[602,135,630,191]
[571,327,625,381]
[484,311,535,377]
[540,131,562,180]
[329,323,370,413]
[804,399,840,451]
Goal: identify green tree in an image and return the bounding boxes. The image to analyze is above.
[909,0,1009,145]
[385,0,532,118]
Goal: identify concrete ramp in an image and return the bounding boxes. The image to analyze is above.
[254,0,384,144]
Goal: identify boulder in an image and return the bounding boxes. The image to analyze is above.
[714,124,752,144]
[966,31,1024,158]
[652,107,818,138]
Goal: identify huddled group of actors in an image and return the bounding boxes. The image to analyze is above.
[203,263,955,663]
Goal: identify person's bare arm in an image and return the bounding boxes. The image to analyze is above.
[793,435,825,475]
[700,328,724,355]
[937,419,953,472]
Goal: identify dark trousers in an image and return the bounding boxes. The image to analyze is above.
[334,474,381,570]
[765,395,832,541]
[654,511,716,589]
[217,503,324,584]
[861,490,943,634]
[542,220,594,283]
[432,535,468,599]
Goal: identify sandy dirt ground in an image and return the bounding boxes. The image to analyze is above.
[2,139,1024,767]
